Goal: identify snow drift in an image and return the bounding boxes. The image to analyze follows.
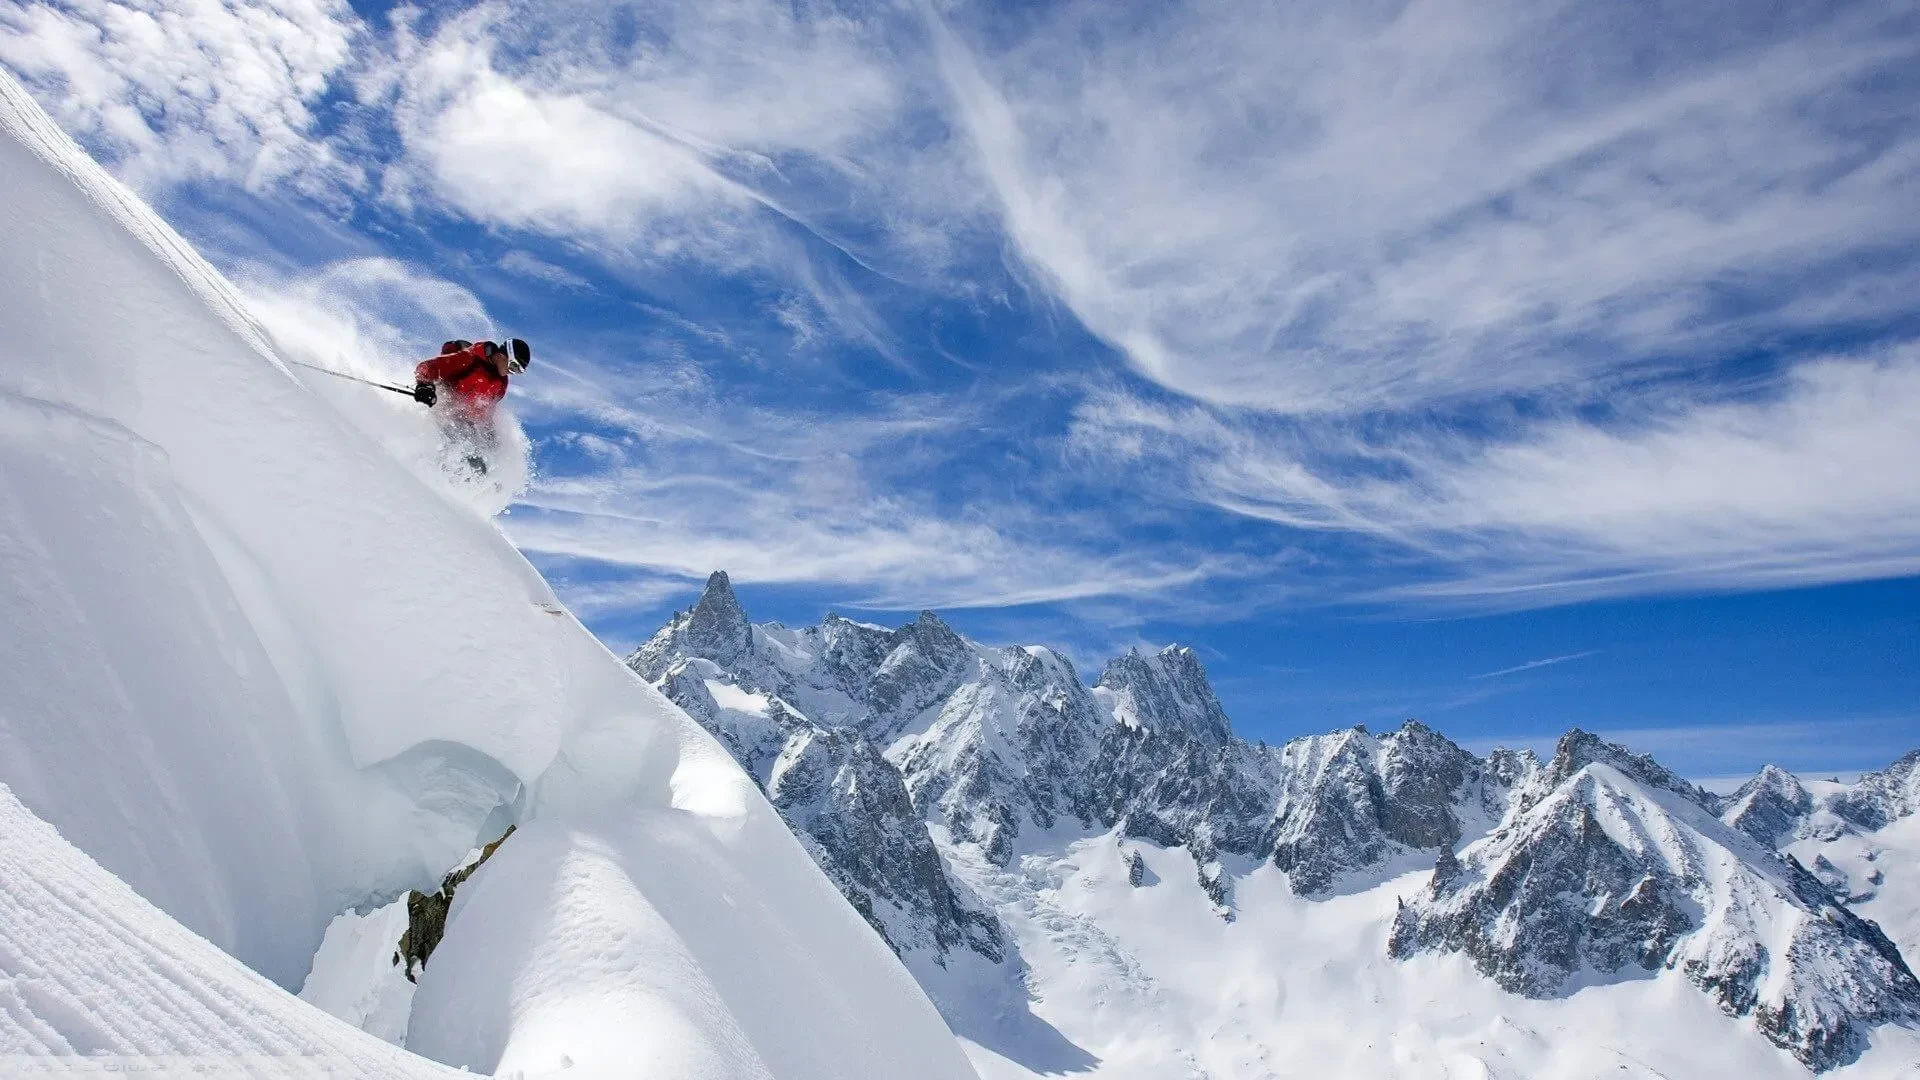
[0,69,975,1080]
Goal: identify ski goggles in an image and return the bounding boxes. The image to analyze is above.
[486,338,533,374]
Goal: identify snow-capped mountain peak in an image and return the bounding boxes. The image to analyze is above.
[631,569,756,678]
[1095,644,1234,743]
[1522,727,1717,812]
[1834,750,1920,832]
[1725,763,1818,846]
[1393,734,1920,1071]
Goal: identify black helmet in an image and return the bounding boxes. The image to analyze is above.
[507,337,531,374]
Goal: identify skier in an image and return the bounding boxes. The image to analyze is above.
[413,338,530,474]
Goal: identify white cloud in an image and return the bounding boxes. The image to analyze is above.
[376,2,907,249]
[0,0,362,195]
[1467,651,1598,681]
[506,495,1216,611]
[930,0,1920,414]
[16,0,1920,618]
[491,348,1230,615]
[357,0,990,362]
[497,250,594,292]
[1077,344,1920,605]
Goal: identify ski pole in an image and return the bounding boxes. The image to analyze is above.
[286,359,425,402]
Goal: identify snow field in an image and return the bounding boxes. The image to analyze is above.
[953,831,1920,1080]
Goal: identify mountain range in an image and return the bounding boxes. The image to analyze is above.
[630,571,1920,1077]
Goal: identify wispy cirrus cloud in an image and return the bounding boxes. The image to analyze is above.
[500,343,1236,613]
[915,0,1920,608]
[1468,651,1599,681]
[930,0,1920,413]
[1073,345,1920,606]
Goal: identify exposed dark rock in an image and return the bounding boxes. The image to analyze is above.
[1096,646,1233,743]
[628,571,755,680]
[769,725,1002,963]
[1197,858,1234,920]
[1271,722,1503,896]
[651,655,1004,967]
[394,824,515,982]
[866,611,976,738]
[1522,728,1715,812]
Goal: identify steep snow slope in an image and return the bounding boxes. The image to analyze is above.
[1791,816,1920,971]
[0,783,455,1074]
[650,657,1043,1064]
[0,70,975,1080]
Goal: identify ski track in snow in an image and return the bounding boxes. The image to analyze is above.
[0,782,460,1074]
[0,69,975,1080]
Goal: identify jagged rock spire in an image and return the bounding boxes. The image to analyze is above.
[624,570,755,680]
[1096,644,1233,743]
[683,570,753,666]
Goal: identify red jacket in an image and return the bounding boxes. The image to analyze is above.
[416,342,508,421]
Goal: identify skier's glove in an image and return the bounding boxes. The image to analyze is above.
[414,381,438,407]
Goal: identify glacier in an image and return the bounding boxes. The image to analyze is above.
[0,68,976,1080]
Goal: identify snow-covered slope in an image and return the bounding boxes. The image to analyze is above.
[0,782,454,1073]
[0,70,975,1080]
[1391,732,1920,1070]
[636,574,1920,1078]
[1731,753,1920,978]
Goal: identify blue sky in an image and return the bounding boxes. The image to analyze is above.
[4,0,1918,778]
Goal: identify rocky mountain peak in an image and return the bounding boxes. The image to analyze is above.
[683,570,753,664]
[1722,764,1815,846]
[625,570,758,681]
[1832,749,1920,831]
[1484,746,1542,791]
[627,579,1920,1074]
[864,610,977,737]
[1376,720,1484,849]
[1269,722,1497,896]
[1095,644,1232,743]
[1526,728,1712,812]
[998,645,1082,693]
[1392,753,1920,1072]
[899,610,966,656]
